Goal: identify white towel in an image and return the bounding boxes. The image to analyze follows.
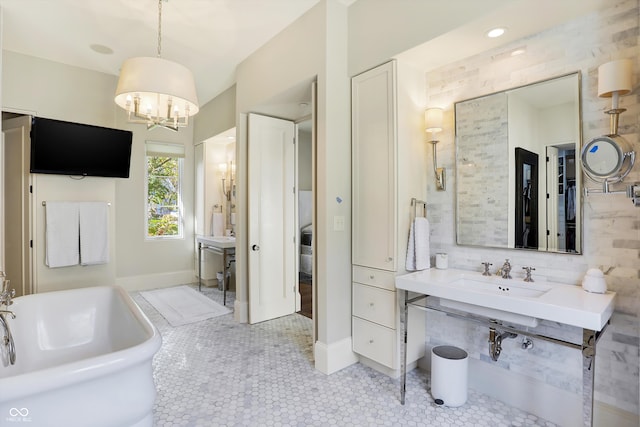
[79,202,109,265]
[45,201,80,268]
[405,217,430,271]
[212,212,224,237]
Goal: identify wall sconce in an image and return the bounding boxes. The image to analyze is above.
[582,59,637,198]
[425,107,445,191]
[219,162,234,201]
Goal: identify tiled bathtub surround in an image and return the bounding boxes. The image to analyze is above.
[424,0,639,417]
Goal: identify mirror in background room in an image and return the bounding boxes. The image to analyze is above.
[455,73,581,254]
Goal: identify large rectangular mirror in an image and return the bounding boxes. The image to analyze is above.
[455,73,582,254]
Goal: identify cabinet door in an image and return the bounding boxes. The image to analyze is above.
[352,61,397,271]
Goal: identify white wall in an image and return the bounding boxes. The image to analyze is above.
[233,1,353,374]
[2,51,196,292]
[193,84,236,144]
[297,129,312,191]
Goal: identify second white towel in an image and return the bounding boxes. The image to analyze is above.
[79,202,109,265]
[212,212,224,237]
[405,217,430,271]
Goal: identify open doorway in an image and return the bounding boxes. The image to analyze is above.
[243,80,317,367]
[296,119,313,318]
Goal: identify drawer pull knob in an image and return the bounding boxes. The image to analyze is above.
[369,339,374,344]
[387,257,393,262]
[369,275,375,279]
[369,302,375,307]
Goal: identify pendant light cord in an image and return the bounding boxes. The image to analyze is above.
[157,0,163,58]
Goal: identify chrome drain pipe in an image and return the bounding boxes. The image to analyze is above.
[489,327,518,362]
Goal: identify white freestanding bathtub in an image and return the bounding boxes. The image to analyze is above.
[0,286,162,427]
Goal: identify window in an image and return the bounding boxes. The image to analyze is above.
[145,141,184,239]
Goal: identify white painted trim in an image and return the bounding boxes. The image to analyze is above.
[314,337,358,375]
[234,299,248,323]
[594,401,639,427]
[115,270,194,292]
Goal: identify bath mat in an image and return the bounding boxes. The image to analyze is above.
[140,285,231,326]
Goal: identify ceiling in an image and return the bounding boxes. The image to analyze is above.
[0,0,608,114]
[0,0,323,105]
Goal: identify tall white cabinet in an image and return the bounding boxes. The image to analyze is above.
[351,60,426,376]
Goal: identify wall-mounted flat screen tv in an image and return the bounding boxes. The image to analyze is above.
[30,117,133,178]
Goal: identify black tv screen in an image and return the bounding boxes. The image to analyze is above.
[30,117,133,178]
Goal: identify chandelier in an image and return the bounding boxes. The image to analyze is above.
[114,0,199,131]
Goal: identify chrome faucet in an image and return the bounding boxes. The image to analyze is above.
[499,259,512,279]
[0,272,16,366]
[481,262,493,276]
[522,266,536,282]
[0,272,15,307]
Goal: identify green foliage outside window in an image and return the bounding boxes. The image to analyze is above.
[147,156,182,238]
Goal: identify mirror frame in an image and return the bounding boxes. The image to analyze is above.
[454,72,583,254]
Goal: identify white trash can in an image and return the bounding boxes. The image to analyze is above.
[430,345,468,407]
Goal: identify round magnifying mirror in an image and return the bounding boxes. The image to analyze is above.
[581,134,634,182]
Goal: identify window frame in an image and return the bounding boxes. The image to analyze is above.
[144,142,185,240]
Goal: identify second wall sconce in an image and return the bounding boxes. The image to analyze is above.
[425,107,445,191]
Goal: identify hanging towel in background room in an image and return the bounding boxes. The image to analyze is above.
[212,212,224,236]
[45,201,80,268]
[79,202,109,265]
[405,217,430,271]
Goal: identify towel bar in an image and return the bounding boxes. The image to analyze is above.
[43,201,111,206]
[411,198,427,220]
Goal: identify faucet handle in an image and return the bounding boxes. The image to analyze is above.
[481,262,493,276]
[522,266,536,282]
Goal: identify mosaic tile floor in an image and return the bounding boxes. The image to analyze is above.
[133,285,557,427]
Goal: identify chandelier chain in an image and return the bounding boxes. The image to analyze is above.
[157,0,162,57]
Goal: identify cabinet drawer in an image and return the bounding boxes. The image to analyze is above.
[352,265,396,291]
[352,316,396,368]
[352,282,396,329]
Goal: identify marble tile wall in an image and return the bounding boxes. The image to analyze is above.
[455,92,509,247]
[423,0,639,415]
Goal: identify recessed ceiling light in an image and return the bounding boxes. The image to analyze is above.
[486,27,506,38]
[90,44,113,55]
[511,48,526,56]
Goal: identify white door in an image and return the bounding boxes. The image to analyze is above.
[2,115,34,297]
[247,113,296,324]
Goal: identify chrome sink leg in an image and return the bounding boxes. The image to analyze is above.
[582,329,596,427]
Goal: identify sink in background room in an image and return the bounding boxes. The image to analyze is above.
[197,235,236,249]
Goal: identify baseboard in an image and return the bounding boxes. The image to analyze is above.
[115,270,194,292]
[314,337,359,375]
[594,401,639,427]
[357,355,419,379]
[465,358,638,427]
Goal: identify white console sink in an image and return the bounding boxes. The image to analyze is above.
[197,235,235,249]
[449,277,552,298]
[396,269,615,330]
